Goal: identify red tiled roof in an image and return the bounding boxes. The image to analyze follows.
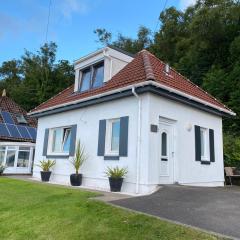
[30,50,233,115]
[0,95,37,142]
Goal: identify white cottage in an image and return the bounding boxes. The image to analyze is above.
[0,90,37,174]
[29,46,235,194]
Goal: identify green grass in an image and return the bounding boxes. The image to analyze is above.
[0,178,225,240]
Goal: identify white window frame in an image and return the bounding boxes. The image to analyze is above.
[200,127,209,161]
[0,144,35,173]
[47,126,72,156]
[17,147,31,168]
[105,118,120,156]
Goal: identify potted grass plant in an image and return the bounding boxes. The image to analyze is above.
[105,166,128,192]
[0,164,6,176]
[37,159,56,182]
[70,140,87,186]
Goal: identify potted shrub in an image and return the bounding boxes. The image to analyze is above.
[37,159,56,182]
[0,164,6,176]
[105,166,128,192]
[70,140,87,186]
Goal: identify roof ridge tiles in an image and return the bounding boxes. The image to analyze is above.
[141,50,156,81]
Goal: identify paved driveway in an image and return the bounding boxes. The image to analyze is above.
[111,185,240,239]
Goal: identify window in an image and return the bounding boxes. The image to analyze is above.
[200,128,208,160]
[79,62,104,92]
[105,119,120,155]
[161,132,167,156]
[49,127,72,154]
[0,146,5,165]
[17,147,30,167]
[16,114,28,124]
[6,147,17,167]
[80,68,91,92]
[92,63,104,88]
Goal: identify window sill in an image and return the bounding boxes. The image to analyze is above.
[201,160,211,165]
[46,154,69,159]
[104,155,119,160]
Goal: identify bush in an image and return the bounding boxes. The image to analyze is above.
[105,166,128,178]
[223,133,240,169]
[70,140,87,174]
[37,159,56,172]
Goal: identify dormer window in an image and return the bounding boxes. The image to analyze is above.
[79,62,104,92]
[16,114,28,124]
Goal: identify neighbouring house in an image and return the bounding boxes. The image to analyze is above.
[0,90,37,174]
[29,46,235,194]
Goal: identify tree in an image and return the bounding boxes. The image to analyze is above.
[94,26,152,54]
[0,42,74,111]
[0,60,22,97]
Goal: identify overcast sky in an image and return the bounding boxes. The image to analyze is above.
[0,0,197,64]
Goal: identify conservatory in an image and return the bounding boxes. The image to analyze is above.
[0,89,37,174]
[0,143,35,174]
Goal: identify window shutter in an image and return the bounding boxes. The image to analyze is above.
[194,125,201,161]
[42,129,49,156]
[97,120,106,156]
[69,125,77,156]
[209,129,215,162]
[119,116,129,157]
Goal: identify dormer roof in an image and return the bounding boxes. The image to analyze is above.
[29,49,235,117]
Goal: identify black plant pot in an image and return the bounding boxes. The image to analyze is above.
[109,177,123,192]
[70,174,82,186]
[40,171,51,182]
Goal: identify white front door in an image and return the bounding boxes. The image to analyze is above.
[159,121,174,184]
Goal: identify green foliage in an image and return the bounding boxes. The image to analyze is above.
[105,166,128,178]
[95,26,152,54]
[94,28,112,45]
[70,140,87,174]
[0,178,218,240]
[37,159,56,172]
[224,134,240,168]
[0,42,74,111]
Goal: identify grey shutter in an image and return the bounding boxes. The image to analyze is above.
[42,129,49,156]
[97,120,106,156]
[119,116,129,157]
[69,125,77,156]
[195,125,201,161]
[209,129,215,162]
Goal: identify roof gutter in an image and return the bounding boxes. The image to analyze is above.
[29,80,235,117]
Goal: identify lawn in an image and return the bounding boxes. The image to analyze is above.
[0,178,225,240]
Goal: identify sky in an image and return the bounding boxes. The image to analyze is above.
[0,0,197,65]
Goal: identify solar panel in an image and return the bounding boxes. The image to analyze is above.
[27,127,37,140]
[0,123,10,137]
[6,124,22,138]
[1,111,14,124]
[17,125,31,139]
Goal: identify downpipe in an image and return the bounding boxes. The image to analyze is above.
[132,86,142,194]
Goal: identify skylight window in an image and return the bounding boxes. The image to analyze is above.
[79,62,104,92]
[16,114,28,124]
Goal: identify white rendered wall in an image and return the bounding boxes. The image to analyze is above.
[33,95,154,194]
[146,94,224,187]
[33,93,225,194]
